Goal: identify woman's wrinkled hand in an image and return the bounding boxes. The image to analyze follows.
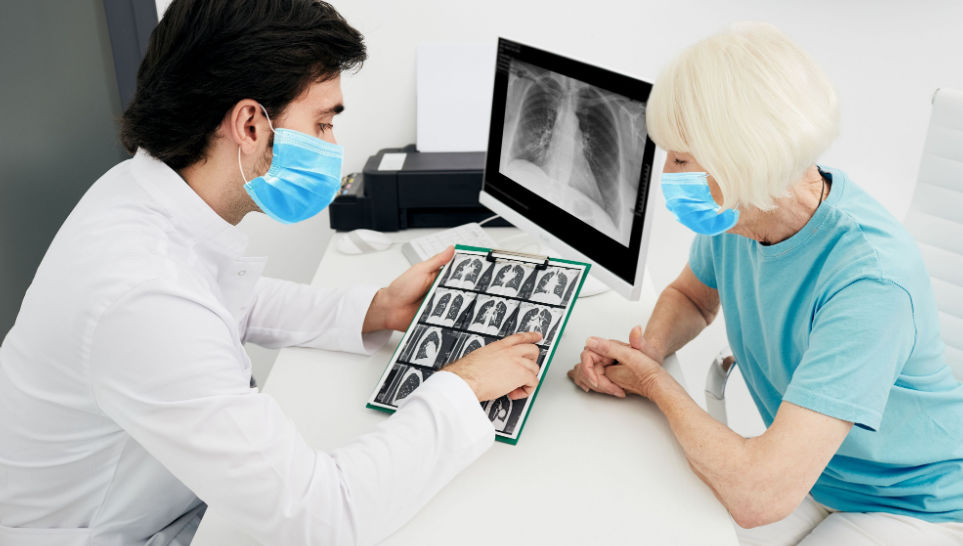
[567,325,665,399]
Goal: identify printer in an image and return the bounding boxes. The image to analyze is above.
[329,144,510,231]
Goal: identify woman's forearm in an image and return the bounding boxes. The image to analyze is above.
[643,286,715,360]
[643,370,849,529]
[646,371,786,528]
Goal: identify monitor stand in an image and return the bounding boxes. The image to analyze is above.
[534,244,611,298]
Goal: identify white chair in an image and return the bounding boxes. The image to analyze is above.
[705,88,963,423]
[904,87,963,381]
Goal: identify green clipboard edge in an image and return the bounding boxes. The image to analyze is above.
[365,244,592,445]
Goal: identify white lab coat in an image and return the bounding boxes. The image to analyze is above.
[0,150,495,545]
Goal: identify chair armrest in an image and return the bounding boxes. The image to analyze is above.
[705,348,736,424]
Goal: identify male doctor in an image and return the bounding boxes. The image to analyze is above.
[0,1,542,544]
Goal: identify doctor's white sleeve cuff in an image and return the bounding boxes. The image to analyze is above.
[401,371,495,444]
[338,284,393,355]
[333,370,495,545]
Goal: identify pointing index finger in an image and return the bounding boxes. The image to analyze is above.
[502,331,542,346]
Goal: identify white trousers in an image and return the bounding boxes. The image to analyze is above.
[736,495,963,546]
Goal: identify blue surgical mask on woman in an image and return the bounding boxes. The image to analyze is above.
[238,105,343,224]
[661,171,740,236]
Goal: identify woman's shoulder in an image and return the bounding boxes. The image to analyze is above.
[820,168,929,291]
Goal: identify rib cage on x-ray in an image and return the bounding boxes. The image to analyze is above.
[510,75,564,167]
[375,364,434,407]
[445,255,486,290]
[574,86,622,200]
[395,367,425,402]
[412,327,442,366]
[469,296,517,336]
[533,268,567,302]
[429,293,451,321]
[424,289,475,327]
[500,60,647,246]
[514,302,562,343]
[457,335,487,359]
[508,80,622,202]
[488,263,532,297]
[530,266,578,306]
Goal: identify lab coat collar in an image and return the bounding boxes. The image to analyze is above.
[131,149,249,258]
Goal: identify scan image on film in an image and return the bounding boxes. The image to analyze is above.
[499,60,647,247]
[368,248,589,443]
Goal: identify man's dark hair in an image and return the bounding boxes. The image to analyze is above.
[121,0,366,170]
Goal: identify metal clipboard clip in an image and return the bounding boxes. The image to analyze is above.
[485,248,550,270]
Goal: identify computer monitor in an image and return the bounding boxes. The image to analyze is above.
[479,38,664,300]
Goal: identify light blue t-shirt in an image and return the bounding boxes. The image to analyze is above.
[689,167,963,522]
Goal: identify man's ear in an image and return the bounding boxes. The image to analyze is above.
[228,99,267,155]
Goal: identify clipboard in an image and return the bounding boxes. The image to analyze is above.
[366,245,591,444]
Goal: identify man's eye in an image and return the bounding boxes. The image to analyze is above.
[319,123,334,133]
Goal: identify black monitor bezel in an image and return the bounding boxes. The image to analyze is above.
[483,38,656,285]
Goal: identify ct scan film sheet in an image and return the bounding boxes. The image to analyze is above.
[367,246,590,444]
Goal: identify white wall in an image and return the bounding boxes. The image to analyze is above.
[332,0,963,283]
[155,0,963,404]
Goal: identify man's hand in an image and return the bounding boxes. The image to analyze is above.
[363,246,455,333]
[444,331,542,401]
[567,325,664,398]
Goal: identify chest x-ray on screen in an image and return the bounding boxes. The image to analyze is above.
[499,60,647,246]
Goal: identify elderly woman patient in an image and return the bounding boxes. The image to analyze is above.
[569,23,963,545]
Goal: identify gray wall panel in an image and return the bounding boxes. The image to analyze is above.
[0,0,129,336]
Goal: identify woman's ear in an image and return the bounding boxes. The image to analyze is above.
[706,174,726,207]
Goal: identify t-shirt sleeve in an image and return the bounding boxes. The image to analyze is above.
[783,278,916,431]
[688,234,717,289]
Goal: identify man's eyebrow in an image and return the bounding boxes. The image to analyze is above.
[319,104,345,116]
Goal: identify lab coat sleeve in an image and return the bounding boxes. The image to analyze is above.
[88,283,494,546]
[240,276,391,354]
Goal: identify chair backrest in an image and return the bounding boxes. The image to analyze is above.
[904,88,963,381]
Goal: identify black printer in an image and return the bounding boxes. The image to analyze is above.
[329,145,510,231]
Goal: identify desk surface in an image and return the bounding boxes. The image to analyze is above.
[193,228,738,545]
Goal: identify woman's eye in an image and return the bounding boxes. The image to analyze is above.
[318,123,334,133]
[673,158,687,166]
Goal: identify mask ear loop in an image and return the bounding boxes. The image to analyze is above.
[259,104,277,132]
[237,103,277,183]
[238,147,250,184]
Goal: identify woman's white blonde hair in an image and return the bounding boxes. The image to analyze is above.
[647,22,840,210]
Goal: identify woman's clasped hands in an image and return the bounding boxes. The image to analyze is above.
[567,325,669,400]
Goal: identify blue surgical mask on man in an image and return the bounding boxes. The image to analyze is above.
[661,171,740,236]
[238,105,343,224]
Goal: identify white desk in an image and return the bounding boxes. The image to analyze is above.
[193,227,738,545]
